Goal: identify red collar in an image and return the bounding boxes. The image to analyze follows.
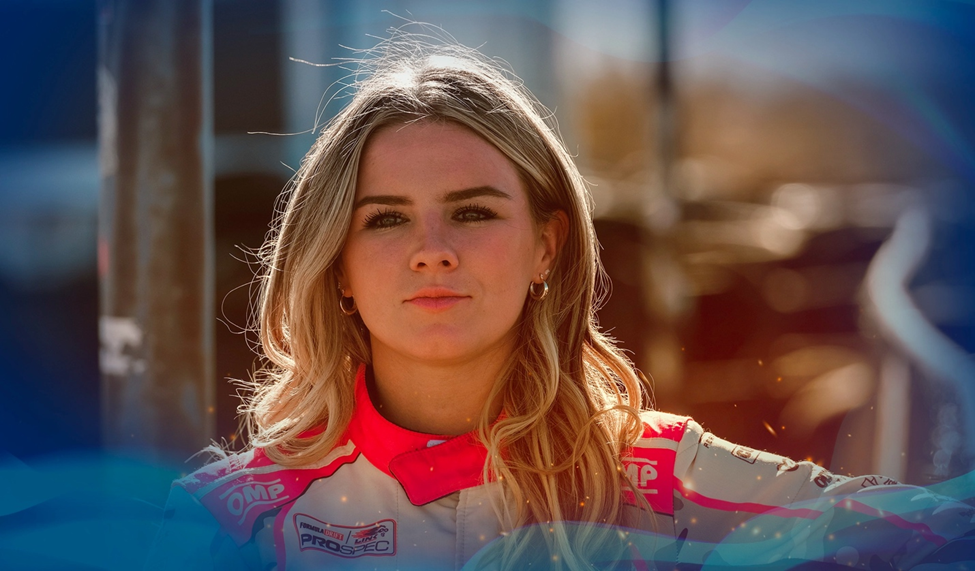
[344,364,490,505]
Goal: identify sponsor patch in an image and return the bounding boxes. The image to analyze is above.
[625,458,660,494]
[731,445,758,464]
[860,475,898,488]
[777,457,799,473]
[622,447,676,515]
[294,514,396,558]
[218,479,289,525]
[813,468,834,488]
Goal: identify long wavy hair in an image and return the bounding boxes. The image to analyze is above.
[246,36,653,566]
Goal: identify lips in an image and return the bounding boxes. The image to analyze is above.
[406,287,469,310]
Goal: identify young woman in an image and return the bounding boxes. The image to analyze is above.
[147,40,975,570]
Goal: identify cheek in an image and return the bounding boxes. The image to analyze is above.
[486,224,541,269]
[478,231,539,294]
[342,238,392,285]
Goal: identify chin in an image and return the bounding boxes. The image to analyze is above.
[372,325,514,365]
[406,338,476,362]
[396,336,504,365]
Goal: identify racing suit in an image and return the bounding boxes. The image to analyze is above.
[146,365,975,569]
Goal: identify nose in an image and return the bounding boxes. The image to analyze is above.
[409,214,458,271]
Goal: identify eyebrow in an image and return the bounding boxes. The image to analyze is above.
[353,185,512,210]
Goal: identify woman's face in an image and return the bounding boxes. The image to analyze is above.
[339,120,560,367]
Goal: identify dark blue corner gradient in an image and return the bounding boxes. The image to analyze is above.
[0,451,178,569]
[0,0,101,458]
[0,0,97,145]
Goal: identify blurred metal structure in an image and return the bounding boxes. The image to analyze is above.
[865,208,975,480]
[97,0,215,462]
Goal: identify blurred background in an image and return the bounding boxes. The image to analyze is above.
[2,0,974,493]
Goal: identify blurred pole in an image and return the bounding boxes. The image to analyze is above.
[649,0,680,231]
[641,0,686,399]
[97,0,215,463]
[655,0,673,195]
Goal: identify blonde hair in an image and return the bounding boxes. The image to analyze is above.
[247,35,652,567]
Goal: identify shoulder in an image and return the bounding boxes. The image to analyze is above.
[173,441,359,545]
[637,410,692,442]
[177,440,359,494]
[627,410,697,463]
[175,448,274,495]
[621,411,693,516]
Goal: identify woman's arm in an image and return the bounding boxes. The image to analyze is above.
[664,418,975,567]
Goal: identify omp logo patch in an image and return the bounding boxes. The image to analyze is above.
[218,480,288,525]
[622,448,674,515]
[624,459,659,493]
[295,514,395,558]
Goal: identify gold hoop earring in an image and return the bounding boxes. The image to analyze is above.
[339,295,358,316]
[529,280,549,301]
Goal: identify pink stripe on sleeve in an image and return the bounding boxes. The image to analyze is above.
[674,478,824,519]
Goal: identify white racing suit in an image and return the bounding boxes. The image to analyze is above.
[146,366,975,569]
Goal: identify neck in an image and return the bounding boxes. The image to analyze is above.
[369,345,509,436]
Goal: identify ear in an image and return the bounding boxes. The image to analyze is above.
[535,210,568,277]
[335,261,352,297]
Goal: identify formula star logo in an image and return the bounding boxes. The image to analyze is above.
[295,514,396,558]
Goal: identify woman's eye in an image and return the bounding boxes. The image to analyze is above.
[454,205,497,223]
[363,209,406,229]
